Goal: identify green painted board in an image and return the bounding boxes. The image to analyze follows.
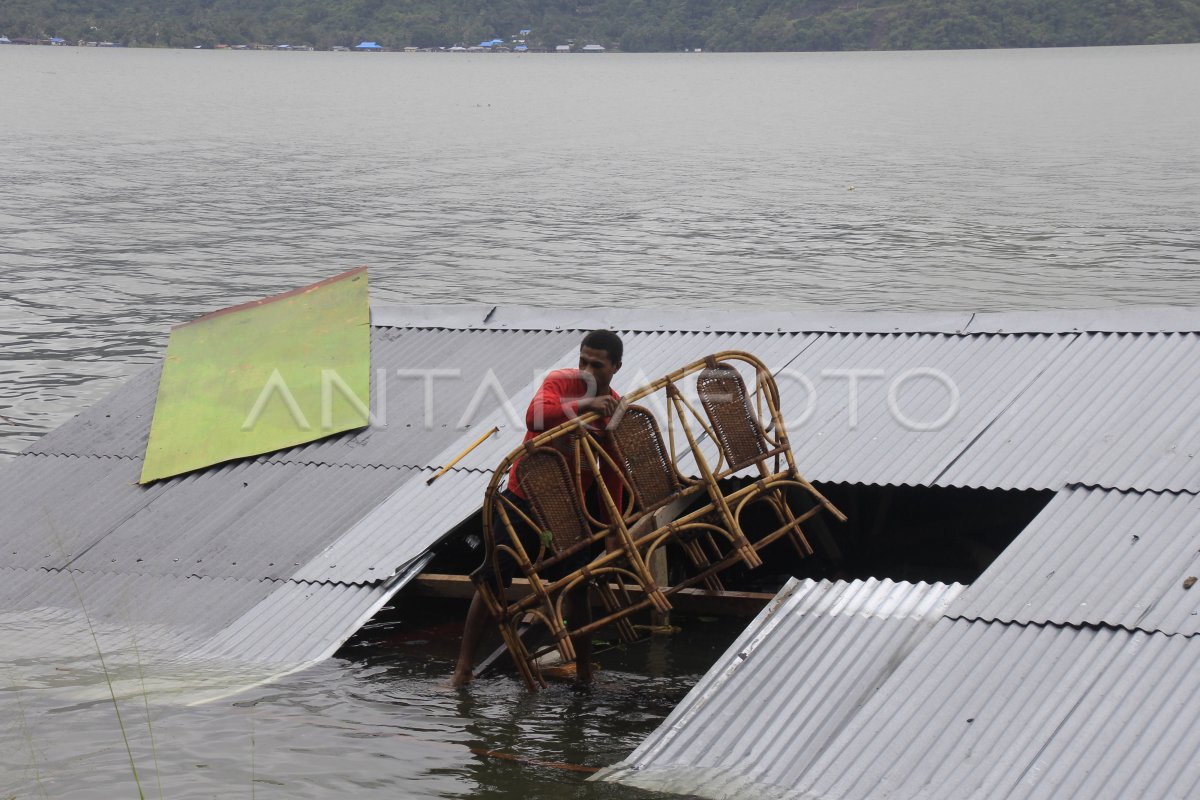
[140,268,370,484]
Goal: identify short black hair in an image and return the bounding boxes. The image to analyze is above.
[581,329,623,365]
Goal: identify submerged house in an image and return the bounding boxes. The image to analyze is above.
[2,301,1199,794]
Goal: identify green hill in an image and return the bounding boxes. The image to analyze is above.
[3,0,1199,51]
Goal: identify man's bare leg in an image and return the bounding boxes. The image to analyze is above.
[452,590,490,686]
[565,586,594,685]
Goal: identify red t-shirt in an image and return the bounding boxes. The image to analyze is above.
[507,368,624,514]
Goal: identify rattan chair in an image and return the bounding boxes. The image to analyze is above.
[609,404,745,592]
[474,443,667,689]
[695,357,844,556]
[470,350,846,691]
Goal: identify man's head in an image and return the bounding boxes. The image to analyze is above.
[579,329,622,394]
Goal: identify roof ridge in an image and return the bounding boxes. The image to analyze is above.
[370,303,1200,335]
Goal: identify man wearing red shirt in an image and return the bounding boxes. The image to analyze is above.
[452,330,624,687]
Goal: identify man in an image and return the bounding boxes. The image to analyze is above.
[452,329,624,686]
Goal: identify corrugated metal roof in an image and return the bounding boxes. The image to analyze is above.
[189,557,432,665]
[940,332,1200,492]
[0,566,281,651]
[0,453,409,581]
[11,303,1200,697]
[22,364,162,458]
[65,459,408,580]
[948,487,1200,635]
[780,332,1075,486]
[0,454,170,570]
[292,469,487,583]
[372,304,1200,335]
[27,309,1200,493]
[595,578,964,799]
[781,619,1200,800]
[0,563,425,672]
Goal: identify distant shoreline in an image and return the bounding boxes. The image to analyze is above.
[4,0,1199,55]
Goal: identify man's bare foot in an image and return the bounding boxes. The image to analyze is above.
[450,668,474,687]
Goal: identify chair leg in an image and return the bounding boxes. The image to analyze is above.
[594,579,640,643]
[752,492,818,556]
[678,536,725,593]
[498,618,544,691]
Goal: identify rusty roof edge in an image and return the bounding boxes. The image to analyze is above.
[370,304,1200,335]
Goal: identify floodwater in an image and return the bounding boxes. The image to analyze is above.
[2,43,1200,797]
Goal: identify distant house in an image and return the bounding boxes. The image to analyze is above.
[330,45,349,51]
[514,45,528,52]
[519,29,532,35]
[582,43,606,53]
[0,36,11,45]
[555,44,570,52]
[355,41,383,51]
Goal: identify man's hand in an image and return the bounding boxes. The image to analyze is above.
[578,395,619,417]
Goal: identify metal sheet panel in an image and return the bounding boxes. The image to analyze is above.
[23,364,161,458]
[779,332,1075,486]
[192,555,431,665]
[67,460,407,580]
[0,567,426,683]
[782,620,1200,800]
[0,566,281,651]
[139,267,371,483]
[595,578,964,800]
[292,468,489,583]
[948,487,1200,635]
[941,332,1200,491]
[190,578,391,664]
[0,454,169,570]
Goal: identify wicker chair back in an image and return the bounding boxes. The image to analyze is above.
[515,446,593,553]
[697,364,770,470]
[610,405,682,512]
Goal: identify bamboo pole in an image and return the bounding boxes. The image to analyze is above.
[425,426,498,485]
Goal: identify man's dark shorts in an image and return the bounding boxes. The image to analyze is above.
[477,488,596,588]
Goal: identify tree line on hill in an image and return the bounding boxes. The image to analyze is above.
[3,0,1199,51]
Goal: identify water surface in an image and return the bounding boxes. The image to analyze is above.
[1,43,1199,797]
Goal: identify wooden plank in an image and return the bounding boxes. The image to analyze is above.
[411,573,775,617]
